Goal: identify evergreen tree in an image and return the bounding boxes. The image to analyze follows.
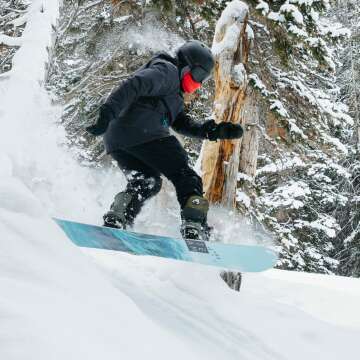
[332,0,360,276]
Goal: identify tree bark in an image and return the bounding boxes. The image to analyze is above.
[239,89,260,177]
[201,1,256,208]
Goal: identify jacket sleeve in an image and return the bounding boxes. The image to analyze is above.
[171,112,216,139]
[105,62,175,119]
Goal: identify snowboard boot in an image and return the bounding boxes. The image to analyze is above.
[103,192,133,230]
[180,195,212,241]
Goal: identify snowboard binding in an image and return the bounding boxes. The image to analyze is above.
[180,195,211,241]
[180,221,212,241]
[103,212,128,229]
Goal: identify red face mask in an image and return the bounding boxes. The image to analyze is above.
[181,71,201,93]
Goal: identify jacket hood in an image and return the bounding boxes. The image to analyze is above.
[151,52,179,67]
[151,51,184,85]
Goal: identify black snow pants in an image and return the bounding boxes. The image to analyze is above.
[109,136,203,223]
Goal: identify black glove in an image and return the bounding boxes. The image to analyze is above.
[206,121,243,141]
[86,105,114,136]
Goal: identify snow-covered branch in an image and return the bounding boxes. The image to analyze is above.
[7,14,27,27]
[0,33,22,46]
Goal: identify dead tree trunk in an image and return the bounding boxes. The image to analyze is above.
[239,88,260,177]
[201,0,256,208]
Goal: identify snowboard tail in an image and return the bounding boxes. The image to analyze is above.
[54,218,277,272]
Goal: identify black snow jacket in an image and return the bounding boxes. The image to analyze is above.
[103,52,214,153]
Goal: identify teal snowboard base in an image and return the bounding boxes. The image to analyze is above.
[54,218,277,272]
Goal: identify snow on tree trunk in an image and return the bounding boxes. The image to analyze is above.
[201,0,255,208]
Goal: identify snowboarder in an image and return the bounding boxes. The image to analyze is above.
[86,40,243,240]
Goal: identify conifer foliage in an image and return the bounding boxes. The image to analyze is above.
[332,0,360,277]
[0,0,29,74]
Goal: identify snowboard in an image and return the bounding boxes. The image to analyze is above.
[54,218,277,272]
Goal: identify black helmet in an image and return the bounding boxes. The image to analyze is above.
[176,40,215,83]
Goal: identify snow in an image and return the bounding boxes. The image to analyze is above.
[267,11,285,23]
[0,33,23,46]
[236,190,251,208]
[213,22,242,56]
[322,132,348,154]
[257,156,306,175]
[288,117,308,139]
[310,216,339,238]
[126,23,184,55]
[212,0,248,56]
[310,8,319,22]
[280,4,304,25]
[237,172,254,182]
[270,65,353,129]
[86,251,360,359]
[289,0,314,5]
[1,0,360,359]
[246,24,254,40]
[319,17,351,38]
[214,0,248,31]
[8,14,28,27]
[260,181,311,210]
[249,73,271,96]
[269,99,289,118]
[249,73,295,119]
[113,15,133,24]
[256,1,269,15]
[232,63,247,86]
[288,24,308,37]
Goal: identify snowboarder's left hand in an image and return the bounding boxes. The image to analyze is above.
[85,105,113,136]
[207,122,243,141]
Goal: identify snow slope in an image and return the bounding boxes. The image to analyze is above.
[88,251,360,359]
[0,1,359,359]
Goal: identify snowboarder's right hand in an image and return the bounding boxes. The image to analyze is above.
[85,105,113,136]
